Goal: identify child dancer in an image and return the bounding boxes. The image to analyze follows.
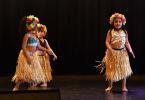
[104,13,135,92]
[12,15,50,91]
[36,24,57,87]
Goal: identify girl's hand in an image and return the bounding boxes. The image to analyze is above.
[27,56,33,64]
[131,52,135,59]
[46,49,57,60]
[53,54,57,61]
[108,48,113,56]
[47,49,52,55]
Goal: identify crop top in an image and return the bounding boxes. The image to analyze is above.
[27,37,38,46]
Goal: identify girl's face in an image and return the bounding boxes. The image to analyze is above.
[37,31,45,38]
[113,18,123,29]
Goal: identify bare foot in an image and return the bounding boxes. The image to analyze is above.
[122,88,128,92]
[105,87,112,92]
[12,87,19,91]
[40,83,47,87]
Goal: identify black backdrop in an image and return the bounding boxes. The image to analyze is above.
[0,0,144,76]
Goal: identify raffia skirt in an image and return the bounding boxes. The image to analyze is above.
[12,50,45,83]
[37,53,52,82]
[104,48,133,82]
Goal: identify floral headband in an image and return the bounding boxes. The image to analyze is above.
[26,15,39,23]
[37,23,47,33]
[109,13,126,25]
[26,15,39,31]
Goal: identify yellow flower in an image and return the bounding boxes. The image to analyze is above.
[34,17,39,23]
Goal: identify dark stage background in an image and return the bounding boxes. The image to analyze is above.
[0,0,144,76]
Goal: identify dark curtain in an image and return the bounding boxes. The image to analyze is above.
[0,0,144,76]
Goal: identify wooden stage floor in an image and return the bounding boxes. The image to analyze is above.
[0,75,145,100]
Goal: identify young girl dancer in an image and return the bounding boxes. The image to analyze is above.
[12,15,50,91]
[37,24,57,87]
[104,13,135,92]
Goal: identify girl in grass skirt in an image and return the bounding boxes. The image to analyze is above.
[104,13,135,92]
[36,24,57,87]
[12,15,50,91]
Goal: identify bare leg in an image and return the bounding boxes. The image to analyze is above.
[105,80,113,91]
[122,78,128,92]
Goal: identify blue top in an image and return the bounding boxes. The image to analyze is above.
[27,37,38,46]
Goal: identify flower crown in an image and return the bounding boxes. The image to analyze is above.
[37,24,47,33]
[26,15,39,31]
[109,13,126,25]
[26,15,39,23]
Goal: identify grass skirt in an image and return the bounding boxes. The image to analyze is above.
[12,50,45,83]
[104,49,133,82]
[37,53,52,82]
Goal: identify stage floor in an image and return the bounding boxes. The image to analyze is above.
[0,75,145,100]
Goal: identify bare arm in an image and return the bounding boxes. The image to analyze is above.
[125,33,135,58]
[105,30,113,51]
[44,39,57,60]
[37,39,49,52]
[44,39,56,55]
[22,34,32,62]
